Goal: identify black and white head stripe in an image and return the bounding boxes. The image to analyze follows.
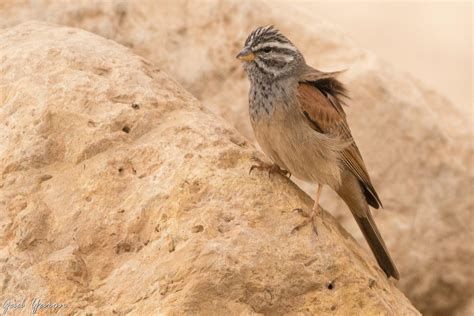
[245,26,290,46]
[243,26,302,77]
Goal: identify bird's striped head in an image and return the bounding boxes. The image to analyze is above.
[237,26,304,80]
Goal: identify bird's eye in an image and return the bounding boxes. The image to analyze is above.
[261,47,271,53]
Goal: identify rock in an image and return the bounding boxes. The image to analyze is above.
[1,1,472,314]
[0,22,420,315]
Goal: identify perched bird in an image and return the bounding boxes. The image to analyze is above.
[237,26,399,279]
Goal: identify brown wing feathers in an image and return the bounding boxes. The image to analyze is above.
[297,70,383,209]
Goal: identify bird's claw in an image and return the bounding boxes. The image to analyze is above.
[292,208,309,217]
[249,160,291,179]
[291,207,318,235]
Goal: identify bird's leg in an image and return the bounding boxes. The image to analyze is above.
[291,184,323,235]
[249,158,290,178]
[313,183,323,217]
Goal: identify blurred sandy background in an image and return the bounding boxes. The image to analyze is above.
[279,0,473,114]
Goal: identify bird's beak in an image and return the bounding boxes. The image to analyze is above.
[236,48,255,62]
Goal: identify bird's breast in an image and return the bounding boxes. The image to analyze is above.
[249,93,344,188]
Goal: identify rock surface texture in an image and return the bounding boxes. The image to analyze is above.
[0,1,472,315]
[0,22,420,315]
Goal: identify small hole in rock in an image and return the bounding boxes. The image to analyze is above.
[192,225,204,233]
[131,103,140,110]
[327,281,335,290]
[369,279,376,288]
[118,167,124,173]
[122,126,131,133]
[115,241,132,254]
[223,215,234,223]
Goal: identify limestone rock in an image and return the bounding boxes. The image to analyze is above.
[1,1,472,314]
[0,22,420,315]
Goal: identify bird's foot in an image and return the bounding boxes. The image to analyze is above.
[291,206,320,235]
[249,159,290,178]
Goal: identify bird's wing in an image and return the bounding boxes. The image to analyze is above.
[297,67,383,208]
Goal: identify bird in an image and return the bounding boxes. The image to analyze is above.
[236,25,399,280]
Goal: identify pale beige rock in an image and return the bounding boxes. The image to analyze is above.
[0,22,419,315]
[1,1,472,314]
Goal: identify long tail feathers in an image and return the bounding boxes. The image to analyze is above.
[353,212,400,280]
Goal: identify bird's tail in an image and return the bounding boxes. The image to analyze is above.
[352,211,400,280]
